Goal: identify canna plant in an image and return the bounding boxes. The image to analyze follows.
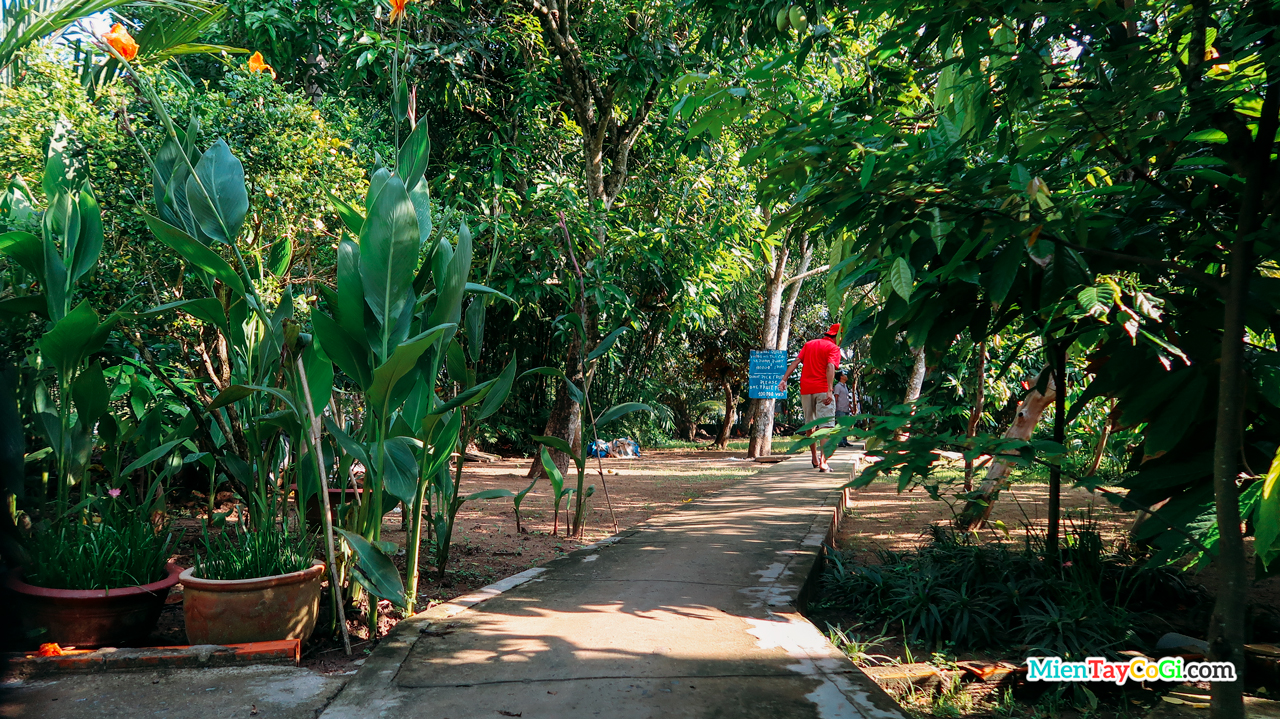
[528,318,651,537]
[0,120,133,514]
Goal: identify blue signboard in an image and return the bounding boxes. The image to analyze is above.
[748,349,789,399]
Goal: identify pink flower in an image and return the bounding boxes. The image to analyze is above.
[1062,561,1073,568]
[108,488,122,498]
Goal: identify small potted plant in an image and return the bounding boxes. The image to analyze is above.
[180,522,324,645]
[7,488,181,648]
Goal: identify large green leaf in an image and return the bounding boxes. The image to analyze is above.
[323,416,371,470]
[476,359,517,420]
[540,447,565,495]
[430,379,495,415]
[593,402,652,429]
[327,189,364,235]
[335,237,366,339]
[532,434,582,468]
[312,312,372,390]
[409,181,433,247]
[445,339,469,388]
[336,528,407,607]
[71,361,108,425]
[464,296,487,363]
[0,295,47,319]
[889,257,913,301]
[0,231,44,282]
[367,324,454,417]
[208,385,255,410]
[359,175,419,328]
[43,228,68,321]
[302,342,333,416]
[428,223,473,327]
[397,119,431,193]
[521,366,584,406]
[464,489,515,502]
[380,436,421,506]
[185,139,248,243]
[39,301,99,377]
[120,438,186,476]
[69,188,103,283]
[587,326,628,361]
[1256,448,1280,570]
[143,214,245,295]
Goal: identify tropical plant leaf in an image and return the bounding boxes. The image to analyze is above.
[587,326,628,361]
[185,139,248,243]
[889,257,913,301]
[143,214,245,294]
[476,359,517,420]
[360,175,419,328]
[593,402,652,428]
[312,311,372,390]
[463,489,515,501]
[397,119,431,193]
[367,324,453,417]
[336,528,407,607]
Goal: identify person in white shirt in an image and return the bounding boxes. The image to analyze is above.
[834,371,853,447]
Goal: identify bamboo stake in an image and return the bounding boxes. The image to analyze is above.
[295,355,351,655]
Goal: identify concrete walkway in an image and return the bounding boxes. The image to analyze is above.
[321,449,905,719]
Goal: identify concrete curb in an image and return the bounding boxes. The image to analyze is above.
[2,639,300,681]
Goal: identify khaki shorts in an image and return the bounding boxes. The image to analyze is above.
[801,393,836,429]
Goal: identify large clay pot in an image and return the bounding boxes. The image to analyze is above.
[180,560,325,645]
[289,485,398,528]
[6,562,182,648]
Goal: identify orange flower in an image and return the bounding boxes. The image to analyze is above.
[247,51,277,79]
[35,643,66,657]
[103,23,138,61]
[389,0,410,24]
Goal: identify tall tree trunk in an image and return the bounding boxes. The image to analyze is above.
[956,370,1056,529]
[750,234,814,457]
[964,340,987,492]
[748,233,789,458]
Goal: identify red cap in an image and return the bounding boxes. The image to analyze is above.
[825,323,840,337]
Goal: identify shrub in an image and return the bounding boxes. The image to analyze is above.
[817,522,1201,658]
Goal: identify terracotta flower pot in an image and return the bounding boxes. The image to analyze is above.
[6,562,182,648]
[289,484,398,527]
[180,560,325,645]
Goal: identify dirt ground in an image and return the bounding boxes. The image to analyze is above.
[834,478,1136,561]
[151,448,761,670]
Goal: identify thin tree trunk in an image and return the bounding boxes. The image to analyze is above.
[904,346,927,404]
[964,340,987,492]
[1208,195,1254,719]
[956,370,1056,529]
[715,381,735,449]
[1086,401,1116,476]
[1047,343,1066,559]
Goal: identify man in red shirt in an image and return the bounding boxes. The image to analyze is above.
[777,324,841,472]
